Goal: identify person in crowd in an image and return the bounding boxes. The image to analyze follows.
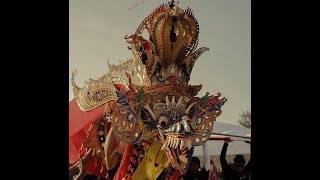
[220,139,251,180]
[185,156,209,180]
[208,159,224,180]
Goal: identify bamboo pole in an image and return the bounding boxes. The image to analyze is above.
[210,132,251,139]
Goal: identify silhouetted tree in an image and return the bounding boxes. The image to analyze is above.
[238,110,251,128]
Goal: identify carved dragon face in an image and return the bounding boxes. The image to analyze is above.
[145,94,196,174]
[110,84,226,175]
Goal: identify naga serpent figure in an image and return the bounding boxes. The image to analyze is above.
[69,1,227,179]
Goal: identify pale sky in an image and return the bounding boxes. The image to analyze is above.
[69,0,251,126]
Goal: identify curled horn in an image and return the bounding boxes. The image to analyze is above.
[181,47,210,75]
[71,69,81,97]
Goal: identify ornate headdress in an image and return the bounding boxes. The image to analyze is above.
[71,1,226,179]
[124,1,209,86]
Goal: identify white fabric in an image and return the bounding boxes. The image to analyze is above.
[202,142,210,171]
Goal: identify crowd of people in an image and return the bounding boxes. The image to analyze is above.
[184,140,251,180]
[70,140,251,180]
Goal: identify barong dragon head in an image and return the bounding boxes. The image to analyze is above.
[72,1,227,176]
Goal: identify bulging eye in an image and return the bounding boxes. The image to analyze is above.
[158,115,170,128]
[196,117,202,125]
[127,114,135,122]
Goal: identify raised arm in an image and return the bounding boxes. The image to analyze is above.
[220,140,232,170]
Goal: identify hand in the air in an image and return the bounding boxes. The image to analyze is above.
[224,138,233,144]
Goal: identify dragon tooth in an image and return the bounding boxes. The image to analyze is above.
[174,139,179,149]
[171,123,177,133]
[171,138,176,149]
[176,139,180,150]
[169,137,173,148]
[167,137,171,148]
[170,138,175,148]
[183,120,191,132]
[186,140,192,150]
[173,139,177,149]
[176,122,181,133]
[180,140,184,150]
[168,126,172,133]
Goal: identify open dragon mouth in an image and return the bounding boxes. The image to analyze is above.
[158,130,193,175]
